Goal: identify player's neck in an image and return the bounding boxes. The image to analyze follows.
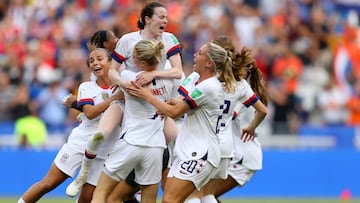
[140,29,159,41]
[96,78,112,89]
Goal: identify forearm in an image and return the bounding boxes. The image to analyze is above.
[155,54,183,79]
[152,67,182,79]
[109,60,127,88]
[147,96,182,119]
[83,96,118,119]
[247,111,267,131]
[109,68,124,86]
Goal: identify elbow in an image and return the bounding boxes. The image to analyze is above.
[166,66,182,79]
[255,106,268,119]
[108,70,117,84]
[260,109,268,118]
[83,112,97,120]
[163,109,182,119]
[174,69,183,79]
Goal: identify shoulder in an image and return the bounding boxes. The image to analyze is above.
[195,77,222,95]
[121,32,139,40]
[118,32,140,45]
[162,32,179,44]
[236,79,252,91]
[78,81,93,89]
[121,70,137,80]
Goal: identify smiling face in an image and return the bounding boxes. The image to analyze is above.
[88,49,111,78]
[145,6,168,38]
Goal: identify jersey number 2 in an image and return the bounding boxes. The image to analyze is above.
[215,100,231,134]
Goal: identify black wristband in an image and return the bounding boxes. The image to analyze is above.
[71,100,83,112]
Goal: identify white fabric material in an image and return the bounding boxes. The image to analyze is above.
[208,158,230,180]
[113,31,180,72]
[71,81,120,159]
[119,70,180,148]
[104,141,164,185]
[168,157,215,190]
[17,197,25,203]
[184,197,201,203]
[227,163,256,186]
[175,76,223,167]
[218,79,257,158]
[54,143,106,186]
[201,194,218,203]
[232,106,263,170]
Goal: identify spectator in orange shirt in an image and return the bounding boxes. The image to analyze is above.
[347,79,360,126]
[272,46,303,94]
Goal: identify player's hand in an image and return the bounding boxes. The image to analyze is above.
[113,90,125,103]
[135,71,155,86]
[240,127,255,142]
[76,113,84,123]
[167,98,179,106]
[110,84,120,94]
[126,81,152,100]
[62,94,77,108]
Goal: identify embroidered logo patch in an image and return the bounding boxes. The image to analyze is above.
[190,88,202,99]
[60,153,69,164]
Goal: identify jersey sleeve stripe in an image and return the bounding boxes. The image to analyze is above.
[178,85,189,97]
[111,51,126,64]
[78,98,94,107]
[232,111,238,120]
[167,44,181,58]
[243,94,259,107]
[183,95,197,109]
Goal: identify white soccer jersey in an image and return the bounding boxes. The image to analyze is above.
[178,72,200,97]
[232,104,263,170]
[218,79,258,158]
[175,76,223,167]
[111,31,181,72]
[65,81,119,159]
[119,70,179,148]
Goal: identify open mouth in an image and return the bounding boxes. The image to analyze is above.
[159,26,165,31]
[93,67,102,73]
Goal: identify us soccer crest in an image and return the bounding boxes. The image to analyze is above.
[102,92,109,100]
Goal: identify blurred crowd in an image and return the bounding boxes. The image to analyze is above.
[0,0,360,147]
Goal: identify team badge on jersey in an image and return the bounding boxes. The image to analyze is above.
[60,153,69,164]
[102,92,109,100]
[190,88,203,99]
[170,34,179,45]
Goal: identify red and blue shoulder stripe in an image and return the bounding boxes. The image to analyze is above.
[243,94,258,107]
[167,44,181,58]
[178,85,189,97]
[78,98,94,107]
[111,51,126,64]
[183,95,197,109]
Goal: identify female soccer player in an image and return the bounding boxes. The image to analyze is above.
[109,1,183,85]
[65,30,126,199]
[91,39,180,203]
[187,36,268,203]
[127,42,236,203]
[17,48,123,203]
[63,29,119,111]
[184,36,268,203]
[214,42,269,202]
[68,2,184,201]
